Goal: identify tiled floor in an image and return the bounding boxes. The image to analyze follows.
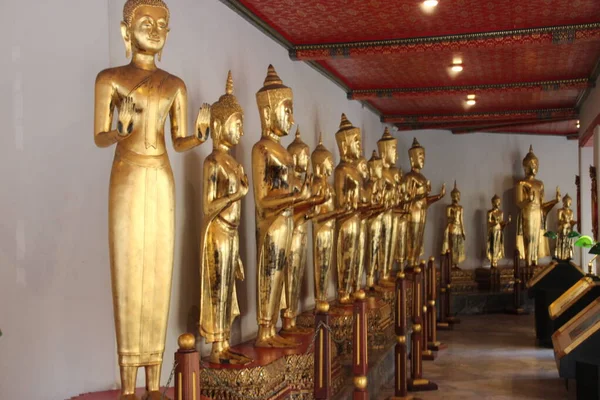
[377,314,574,399]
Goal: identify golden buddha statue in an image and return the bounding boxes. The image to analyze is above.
[365,151,386,289]
[93,1,209,397]
[311,135,351,308]
[555,194,577,260]
[404,138,446,267]
[377,128,401,285]
[486,195,511,268]
[199,71,251,365]
[516,145,560,267]
[354,156,370,293]
[252,65,311,347]
[334,114,363,303]
[442,182,466,268]
[282,128,328,332]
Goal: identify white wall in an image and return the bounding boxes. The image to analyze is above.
[0,1,384,399]
[391,130,579,269]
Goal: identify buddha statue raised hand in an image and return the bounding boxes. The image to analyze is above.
[404,138,446,268]
[516,145,560,267]
[93,1,208,398]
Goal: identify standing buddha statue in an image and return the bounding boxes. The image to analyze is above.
[252,65,310,348]
[93,1,209,397]
[442,182,466,268]
[365,151,386,289]
[334,114,363,303]
[282,128,328,332]
[486,195,511,268]
[311,135,351,309]
[404,138,446,267]
[555,194,577,260]
[377,128,401,285]
[199,71,251,365]
[516,145,560,267]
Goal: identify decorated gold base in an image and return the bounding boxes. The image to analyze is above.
[199,331,344,400]
[296,294,396,364]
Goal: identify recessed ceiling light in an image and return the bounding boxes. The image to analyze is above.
[467,94,476,100]
[423,0,439,7]
[451,64,463,72]
[577,120,581,129]
[466,99,476,106]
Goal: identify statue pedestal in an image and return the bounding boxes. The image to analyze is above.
[296,294,395,365]
[71,388,211,400]
[199,331,344,399]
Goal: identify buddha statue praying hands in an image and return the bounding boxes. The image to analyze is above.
[404,138,446,268]
[442,182,466,268]
[334,114,363,303]
[516,145,560,267]
[311,136,353,309]
[486,195,511,268]
[252,65,311,348]
[199,71,252,365]
[555,194,577,261]
[281,128,329,333]
[93,0,209,398]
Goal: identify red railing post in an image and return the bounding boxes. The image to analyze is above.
[314,302,332,400]
[353,291,368,400]
[174,334,201,400]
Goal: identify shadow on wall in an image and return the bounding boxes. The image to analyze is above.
[180,151,201,339]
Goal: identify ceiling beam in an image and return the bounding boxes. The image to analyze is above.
[395,117,577,132]
[291,23,600,61]
[349,78,591,100]
[384,108,578,124]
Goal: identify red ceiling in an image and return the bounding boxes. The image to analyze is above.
[228,0,600,139]
[238,0,600,44]
[319,40,600,89]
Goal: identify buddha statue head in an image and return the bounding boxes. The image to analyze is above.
[287,127,310,174]
[256,65,294,138]
[312,134,334,178]
[357,156,369,181]
[491,194,501,209]
[377,127,398,168]
[335,114,362,162]
[408,137,425,171]
[368,150,383,181]
[451,181,461,203]
[210,71,243,149]
[522,145,539,177]
[121,0,170,60]
[563,193,572,208]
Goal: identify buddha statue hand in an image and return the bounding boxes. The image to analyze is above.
[440,183,446,197]
[196,103,211,141]
[298,175,312,201]
[239,172,250,198]
[117,96,136,137]
[556,186,561,202]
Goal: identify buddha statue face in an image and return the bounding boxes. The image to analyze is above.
[261,99,294,138]
[378,141,397,167]
[368,159,383,180]
[338,133,361,161]
[492,196,501,209]
[357,157,369,180]
[523,158,538,177]
[451,189,461,204]
[220,113,243,147]
[409,147,425,170]
[121,3,170,57]
[316,156,334,177]
[563,195,572,208]
[291,147,310,174]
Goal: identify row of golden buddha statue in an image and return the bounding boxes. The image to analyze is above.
[441,147,576,270]
[93,1,445,397]
[92,1,577,398]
